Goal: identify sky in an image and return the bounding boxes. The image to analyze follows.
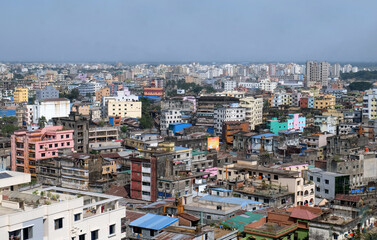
[0,0,377,63]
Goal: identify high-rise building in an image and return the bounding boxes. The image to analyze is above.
[362,89,377,120]
[305,61,329,87]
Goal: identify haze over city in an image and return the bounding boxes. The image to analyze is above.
[1,0,377,62]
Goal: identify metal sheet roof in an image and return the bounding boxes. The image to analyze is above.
[129,213,178,230]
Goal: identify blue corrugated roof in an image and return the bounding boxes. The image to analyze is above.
[251,133,276,139]
[129,213,178,230]
[200,195,261,207]
[175,146,189,151]
[212,188,233,192]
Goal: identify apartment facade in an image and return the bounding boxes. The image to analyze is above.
[239,97,263,130]
[25,98,70,125]
[214,105,246,137]
[13,87,28,103]
[35,85,59,100]
[11,126,74,177]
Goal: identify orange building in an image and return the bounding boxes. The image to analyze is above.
[95,87,111,102]
[222,121,250,144]
[144,87,163,97]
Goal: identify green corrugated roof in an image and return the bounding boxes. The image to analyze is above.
[221,211,264,232]
[192,150,207,156]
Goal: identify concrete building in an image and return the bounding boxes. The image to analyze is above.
[95,86,110,102]
[129,213,178,239]
[130,156,158,202]
[239,97,263,130]
[314,115,338,134]
[35,85,59,101]
[13,87,28,103]
[2,186,125,240]
[306,61,330,87]
[214,104,245,137]
[25,98,70,125]
[299,96,315,108]
[266,114,306,135]
[362,89,377,120]
[102,90,141,119]
[307,168,350,200]
[78,82,96,96]
[11,126,74,177]
[259,78,277,92]
[222,121,250,144]
[314,94,336,110]
[160,109,185,134]
[223,80,237,91]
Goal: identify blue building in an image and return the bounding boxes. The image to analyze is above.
[129,213,178,239]
[168,123,192,135]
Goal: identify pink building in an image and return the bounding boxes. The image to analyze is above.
[11,126,74,177]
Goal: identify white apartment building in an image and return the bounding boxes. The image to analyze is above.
[239,97,263,130]
[271,92,292,107]
[259,78,277,92]
[25,98,70,125]
[2,186,125,240]
[238,82,260,89]
[362,89,377,120]
[102,90,141,119]
[160,109,186,134]
[214,104,246,136]
[223,80,237,91]
[305,61,329,87]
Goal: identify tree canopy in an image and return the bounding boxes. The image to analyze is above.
[341,71,377,80]
[348,81,373,91]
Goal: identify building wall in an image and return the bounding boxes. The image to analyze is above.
[14,87,28,103]
[106,99,142,118]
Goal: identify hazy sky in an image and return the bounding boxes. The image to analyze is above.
[0,0,376,63]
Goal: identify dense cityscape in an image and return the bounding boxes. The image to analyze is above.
[0,61,377,240]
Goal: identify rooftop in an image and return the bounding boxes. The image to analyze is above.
[200,195,261,208]
[129,213,178,230]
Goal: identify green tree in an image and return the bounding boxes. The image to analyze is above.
[348,81,373,91]
[121,125,128,133]
[139,114,153,129]
[38,116,47,128]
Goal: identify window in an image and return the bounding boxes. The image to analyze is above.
[310,176,313,181]
[325,189,329,194]
[61,135,64,139]
[61,143,64,147]
[79,234,85,240]
[52,152,56,156]
[41,153,45,157]
[317,177,321,182]
[109,224,115,235]
[91,230,99,240]
[325,179,329,184]
[66,134,69,138]
[74,213,81,221]
[67,142,70,146]
[40,145,44,149]
[9,230,21,240]
[23,226,33,240]
[274,175,278,180]
[55,143,58,147]
[54,218,63,230]
[206,215,212,220]
[49,144,52,148]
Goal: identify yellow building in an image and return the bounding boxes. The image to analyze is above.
[314,94,336,110]
[107,99,142,118]
[102,158,117,175]
[71,104,90,116]
[13,87,28,103]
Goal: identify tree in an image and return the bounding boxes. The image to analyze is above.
[121,125,128,133]
[139,114,153,129]
[38,116,47,128]
[348,81,373,91]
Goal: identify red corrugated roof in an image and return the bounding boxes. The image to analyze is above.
[335,194,361,202]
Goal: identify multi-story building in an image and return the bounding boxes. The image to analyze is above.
[239,97,263,130]
[95,86,110,102]
[259,78,277,92]
[271,92,292,107]
[214,104,245,137]
[307,168,350,200]
[160,109,185,134]
[102,90,141,119]
[314,115,338,134]
[130,156,158,202]
[222,121,250,144]
[279,176,315,206]
[78,82,96,96]
[299,96,315,108]
[71,103,90,116]
[314,94,336,110]
[11,126,74,177]
[144,87,163,97]
[223,80,237,91]
[1,186,125,240]
[266,114,306,135]
[25,98,70,125]
[196,96,239,128]
[13,87,28,103]
[35,85,59,100]
[305,61,329,87]
[362,89,377,120]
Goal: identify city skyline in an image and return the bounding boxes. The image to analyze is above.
[1,0,377,62]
